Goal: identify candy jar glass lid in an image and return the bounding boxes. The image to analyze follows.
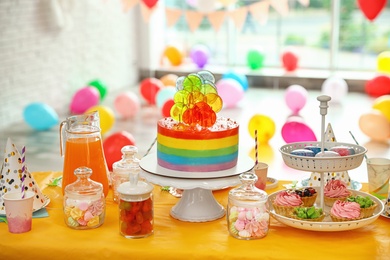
[229,171,268,203]
[117,167,153,201]
[64,167,103,200]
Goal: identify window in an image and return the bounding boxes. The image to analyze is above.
[161,0,390,73]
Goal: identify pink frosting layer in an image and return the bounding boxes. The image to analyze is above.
[330,200,361,219]
[324,179,350,198]
[274,191,302,206]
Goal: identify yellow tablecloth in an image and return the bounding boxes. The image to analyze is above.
[1,171,389,260]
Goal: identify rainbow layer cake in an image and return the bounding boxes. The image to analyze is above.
[156,71,239,172]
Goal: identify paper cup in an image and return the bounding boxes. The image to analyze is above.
[3,191,34,234]
[254,162,268,190]
[367,158,390,200]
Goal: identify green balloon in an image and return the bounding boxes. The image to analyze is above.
[247,50,265,70]
[88,80,108,100]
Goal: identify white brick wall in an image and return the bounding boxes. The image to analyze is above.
[0,0,139,129]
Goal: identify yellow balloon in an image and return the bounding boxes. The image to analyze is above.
[373,95,390,122]
[248,114,276,144]
[164,46,183,66]
[377,51,390,74]
[86,105,115,135]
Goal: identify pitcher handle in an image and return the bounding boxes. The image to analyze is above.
[59,120,67,157]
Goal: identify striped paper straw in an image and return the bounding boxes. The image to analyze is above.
[20,146,26,199]
[255,130,258,166]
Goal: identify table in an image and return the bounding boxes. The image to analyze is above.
[0,171,389,260]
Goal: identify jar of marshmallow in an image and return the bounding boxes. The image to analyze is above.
[227,171,270,240]
[63,167,106,229]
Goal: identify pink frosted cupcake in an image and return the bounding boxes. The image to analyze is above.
[324,179,352,207]
[272,191,303,216]
[330,200,363,222]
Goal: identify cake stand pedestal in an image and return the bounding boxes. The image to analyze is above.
[140,154,254,222]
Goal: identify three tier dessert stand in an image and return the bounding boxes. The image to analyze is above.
[140,154,254,222]
[276,95,383,231]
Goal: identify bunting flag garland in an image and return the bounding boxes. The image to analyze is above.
[140,2,154,22]
[121,0,138,12]
[206,10,226,32]
[249,1,270,25]
[185,11,205,33]
[165,8,183,27]
[119,0,310,31]
[270,0,289,16]
[228,6,248,32]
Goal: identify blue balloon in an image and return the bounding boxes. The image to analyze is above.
[155,87,176,109]
[222,71,249,91]
[23,102,59,131]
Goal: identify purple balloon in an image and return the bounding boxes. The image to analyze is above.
[190,45,209,68]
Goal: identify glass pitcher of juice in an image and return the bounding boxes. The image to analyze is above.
[60,111,109,197]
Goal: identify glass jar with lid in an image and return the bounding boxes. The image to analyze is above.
[63,167,105,229]
[117,165,154,239]
[111,145,140,203]
[227,171,269,240]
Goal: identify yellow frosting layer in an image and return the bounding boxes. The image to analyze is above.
[157,133,238,150]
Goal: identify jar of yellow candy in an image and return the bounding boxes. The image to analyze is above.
[63,167,106,229]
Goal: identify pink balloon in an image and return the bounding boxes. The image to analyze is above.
[70,86,100,114]
[284,85,308,114]
[114,91,140,119]
[216,78,244,108]
[281,118,317,143]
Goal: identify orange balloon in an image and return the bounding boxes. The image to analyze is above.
[359,110,390,142]
[164,46,183,66]
[160,74,178,87]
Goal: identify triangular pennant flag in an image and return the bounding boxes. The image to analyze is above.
[140,1,155,22]
[307,124,353,189]
[248,1,270,25]
[206,10,226,32]
[165,8,183,28]
[270,0,289,16]
[185,10,205,33]
[228,6,248,32]
[297,0,310,7]
[121,0,139,13]
[0,138,49,214]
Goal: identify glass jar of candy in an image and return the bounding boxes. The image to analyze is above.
[227,171,269,240]
[117,167,154,239]
[111,145,140,203]
[63,167,105,229]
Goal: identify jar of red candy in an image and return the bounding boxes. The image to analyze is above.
[227,171,269,240]
[63,167,106,229]
[117,164,154,238]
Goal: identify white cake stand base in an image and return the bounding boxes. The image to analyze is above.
[170,188,225,222]
[140,154,254,222]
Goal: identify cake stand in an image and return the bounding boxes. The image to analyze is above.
[139,154,254,222]
[276,95,383,231]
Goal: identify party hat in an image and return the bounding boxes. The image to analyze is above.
[0,138,48,214]
[307,124,352,188]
